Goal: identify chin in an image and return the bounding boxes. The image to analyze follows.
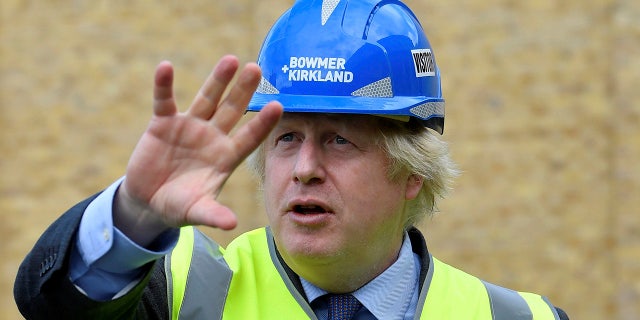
[277,232,344,262]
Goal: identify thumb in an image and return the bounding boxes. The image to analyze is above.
[187,198,238,230]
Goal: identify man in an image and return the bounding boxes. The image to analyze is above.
[15,0,569,319]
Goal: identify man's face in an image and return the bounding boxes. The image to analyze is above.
[262,113,422,289]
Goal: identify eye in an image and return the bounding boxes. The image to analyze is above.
[277,132,296,143]
[334,135,350,145]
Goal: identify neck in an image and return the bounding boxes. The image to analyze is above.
[278,237,403,293]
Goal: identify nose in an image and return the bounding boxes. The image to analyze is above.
[293,140,326,185]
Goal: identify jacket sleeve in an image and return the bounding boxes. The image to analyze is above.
[13,193,170,320]
[556,307,569,320]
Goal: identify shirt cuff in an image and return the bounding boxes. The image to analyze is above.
[74,177,179,273]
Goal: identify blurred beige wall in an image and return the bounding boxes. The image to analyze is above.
[1,1,638,319]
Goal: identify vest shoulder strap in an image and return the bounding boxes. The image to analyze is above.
[166,226,232,320]
[418,257,560,320]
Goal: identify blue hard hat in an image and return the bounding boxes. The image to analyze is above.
[248,0,445,134]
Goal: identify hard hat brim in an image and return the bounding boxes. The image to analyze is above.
[248,92,444,121]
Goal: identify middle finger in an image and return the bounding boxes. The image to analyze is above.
[187,55,240,120]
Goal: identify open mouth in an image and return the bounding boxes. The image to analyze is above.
[293,205,329,214]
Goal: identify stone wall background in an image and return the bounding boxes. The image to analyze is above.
[1,0,638,319]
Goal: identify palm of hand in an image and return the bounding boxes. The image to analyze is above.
[116,56,282,241]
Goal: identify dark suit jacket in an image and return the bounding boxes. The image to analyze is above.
[14,194,569,320]
[14,194,169,319]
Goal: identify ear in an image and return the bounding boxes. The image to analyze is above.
[405,174,424,200]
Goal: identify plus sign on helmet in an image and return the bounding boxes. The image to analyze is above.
[248,0,446,134]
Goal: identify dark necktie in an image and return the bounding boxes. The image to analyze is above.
[327,294,362,320]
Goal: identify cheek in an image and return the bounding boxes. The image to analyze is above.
[264,155,286,185]
[350,158,398,194]
[341,168,406,216]
[263,174,279,199]
[263,157,291,209]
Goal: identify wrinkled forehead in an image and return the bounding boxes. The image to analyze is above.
[280,112,370,121]
[276,113,395,143]
[278,112,387,129]
[277,112,415,140]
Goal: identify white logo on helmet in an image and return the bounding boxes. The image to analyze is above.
[411,49,436,77]
[284,56,354,83]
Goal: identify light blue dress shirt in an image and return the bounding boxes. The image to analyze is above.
[69,179,421,318]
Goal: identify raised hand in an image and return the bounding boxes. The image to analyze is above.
[113,55,283,245]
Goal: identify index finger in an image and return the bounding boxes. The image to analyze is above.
[230,101,283,158]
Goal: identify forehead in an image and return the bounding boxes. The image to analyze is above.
[277,112,381,129]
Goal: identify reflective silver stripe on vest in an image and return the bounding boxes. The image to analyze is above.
[483,281,533,320]
[265,227,318,319]
[413,254,435,320]
[542,296,562,320]
[165,228,232,320]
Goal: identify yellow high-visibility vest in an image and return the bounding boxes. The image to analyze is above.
[167,227,559,319]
